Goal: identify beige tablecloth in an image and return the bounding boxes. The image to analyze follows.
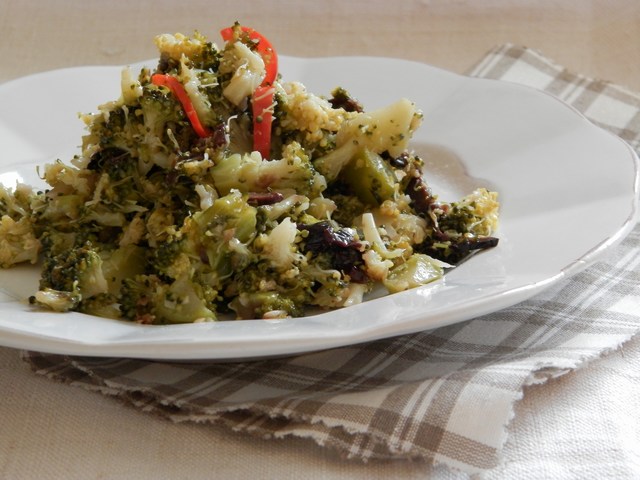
[1,1,640,478]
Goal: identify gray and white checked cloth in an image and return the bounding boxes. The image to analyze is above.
[23,45,640,475]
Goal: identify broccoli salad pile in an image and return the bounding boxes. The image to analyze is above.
[0,25,499,324]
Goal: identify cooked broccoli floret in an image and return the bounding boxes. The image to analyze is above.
[382,253,444,294]
[139,86,185,139]
[149,238,189,280]
[0,184,41,267]
[0,183,37,219]
[229,291,303,319]
[83,79,195,175]
[415,188,500,263]
[227,258,313,318]
[311,276,370,309]
[137,86,194,170]
[85,148,144,212]
[313,98,422,180]
[325,191,366,226]
[33,242,109,312]
[437,188,500,237]
[155,31,215,68]
[119,274,163,323]
[87,147,136,179]
[87,106,132,153]
[78,292,121,319]
[181,190,258,286]
[101,244,147,293]
[0,215,41,268]
[120,274,216,324]
[40,242,108,297]
[210,141,324,198]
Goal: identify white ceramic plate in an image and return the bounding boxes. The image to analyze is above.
[0,56,638,360]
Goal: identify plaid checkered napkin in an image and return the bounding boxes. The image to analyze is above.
[23,45,640,475]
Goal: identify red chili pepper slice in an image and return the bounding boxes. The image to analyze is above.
[151,73,212,138]
[252,85,275,159]
[220,25,279,159]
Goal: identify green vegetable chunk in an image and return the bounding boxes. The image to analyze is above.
[340,149,396,206]
[383,253,443,294]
